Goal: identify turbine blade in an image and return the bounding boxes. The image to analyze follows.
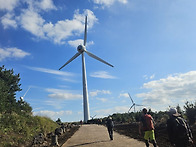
[85,50,114,67]
[59,52,81,70]
[84,16,87,46]
[23,86,31,98]
[135,104,143,106]
[90,114,96,119]
[128,93,134,104]
[128,104,134,113]
[128,108,131,113]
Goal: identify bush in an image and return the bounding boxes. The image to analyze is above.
[184,101,196,125]
[0,113,59,146]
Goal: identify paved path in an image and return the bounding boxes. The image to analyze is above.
[62,124,154,147]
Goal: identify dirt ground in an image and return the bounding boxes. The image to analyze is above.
[114,123,196,147]
[62,124,152,147]
[32,123,196,147]
[57,126,80,146]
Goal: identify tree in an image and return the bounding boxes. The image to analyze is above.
[0,65,30,114]
[176,104,183,115]
[184,101,196,125]
[17,99,32,114]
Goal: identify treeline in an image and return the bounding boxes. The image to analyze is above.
[105,102,196,125]
[0,66,59,146]
[88,102,196,126]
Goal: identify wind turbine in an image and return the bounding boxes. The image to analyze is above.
[128,93,143,113]
[59,16,114,123]
[20,87,31,101]
[90,115,96,120]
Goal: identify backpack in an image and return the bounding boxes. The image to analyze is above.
[173,116,190,140]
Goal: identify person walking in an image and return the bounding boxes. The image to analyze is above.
[139,108,157,147]
[106,117,114,140]
[80,120,83,126]
[167,108,194,147]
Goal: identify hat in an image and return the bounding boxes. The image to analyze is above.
[169,108,180,117]
[108,117,112,120]
[142,108,147,114]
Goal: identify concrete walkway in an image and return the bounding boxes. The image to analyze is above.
[62,124,153,147]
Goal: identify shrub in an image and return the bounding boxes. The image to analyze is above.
[0,113,59,146]
[184,101,196,125]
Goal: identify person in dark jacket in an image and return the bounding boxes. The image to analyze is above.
[167,108,194,147]
[106,117,114,140]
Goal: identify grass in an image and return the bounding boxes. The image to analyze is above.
[0,113,59,146]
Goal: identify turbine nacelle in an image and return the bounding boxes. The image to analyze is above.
[20,96,24,101]
[77,44,86,53]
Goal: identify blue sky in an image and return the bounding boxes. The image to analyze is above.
[1,0,196,122]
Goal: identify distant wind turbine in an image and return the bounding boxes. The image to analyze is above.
[20,87,31,101]
[128,93,143,113]
[90,115,96,120]
[59,16,114,123]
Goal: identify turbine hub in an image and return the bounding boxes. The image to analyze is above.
[77,44,86,53]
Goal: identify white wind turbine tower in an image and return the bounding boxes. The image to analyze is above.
[59,16,114,123]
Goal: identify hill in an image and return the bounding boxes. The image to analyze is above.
[0,113,59,146]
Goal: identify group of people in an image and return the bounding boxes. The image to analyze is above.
[106,107,194,147]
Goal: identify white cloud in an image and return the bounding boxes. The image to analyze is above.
[90,71,116,79]
[44,100,63,109]
[33,110,72,120]
[150,74,155,79]
[143,74,155,80]
[20,9,45,38]
[1,13,17,29]
[42,9,98,44]
[93,0,127,7]
[27,66,78,82]
[27,66,74,77]
[43,18,83,44]
[87,41,94,47]
[136,71,196,110]
[46,88,82,100]
[96,98,107,102]
[0,47,30,61]
[119,93,129,98]
[48,93,82,100]
[59,77,78,83]
[1,0,98,45]
[36,0,56,11]
[68,39,84,48]
[0,0,19,11]
[68,39,94,48]
[43,9,97,44]
[45,88,67,94]
[24,0,56,12]
[95,106,129,117]
[90,90,111,97]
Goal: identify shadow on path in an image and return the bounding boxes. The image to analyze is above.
[67,140,111,147]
